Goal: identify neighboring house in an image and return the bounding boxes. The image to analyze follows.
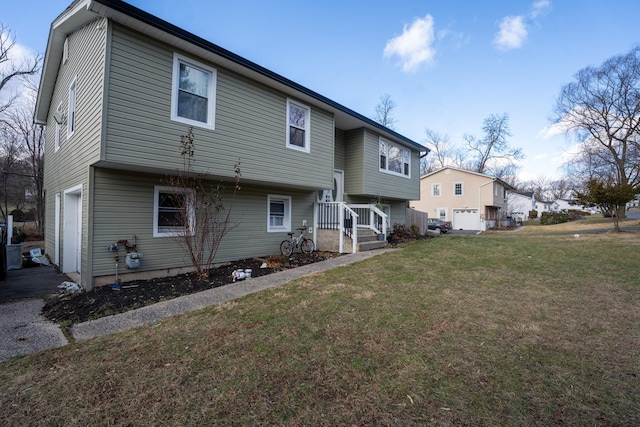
[552,199,575,211]
[35,0,425,289]
[552,198,588,212]
[534,199,554,215]
[410,167,514,231]
[508,191,535,222]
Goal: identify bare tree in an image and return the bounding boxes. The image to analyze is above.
[0,23,40,116]
[553,46,640,216]
[465,113,523,175]
[4,103,45,233]
[422,129,453,173]
[548,178,571,200]
[373,94,397,129]
[0,125,30,220]
[521,176,551,201]
[167,127,241,277]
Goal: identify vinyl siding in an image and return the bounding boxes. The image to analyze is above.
[334,129,346,171]
[104,25,333,189]
[362,130,419,200]
[43,18,107,285]
[91,168,315,282]
[343,129,364,195]
[342,128,419,200]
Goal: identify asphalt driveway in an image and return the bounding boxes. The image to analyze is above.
[1,264,73,363]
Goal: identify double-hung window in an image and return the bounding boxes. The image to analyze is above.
[171,53,217,129]
[432,183,441,197]
[454,182,463,196]
[267,195,291,232]
[153,186,195,237]
[286,99,310,152]
[379,138,410,177]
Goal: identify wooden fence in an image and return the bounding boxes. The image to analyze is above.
[405,208,429,234]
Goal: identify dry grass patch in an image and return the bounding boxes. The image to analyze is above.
[1,231,639,425]
[519,215,640,233]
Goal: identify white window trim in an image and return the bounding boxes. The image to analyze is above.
[454,182,464,196]
[431,183,441,197]
[54,102,62,152]
[267,194,291,233]
[378,137,410,178]
[286,99,311,153]
[171,53,217,130]
[438,208,447,220]
[67,76,77,139]
[153,186,195,238]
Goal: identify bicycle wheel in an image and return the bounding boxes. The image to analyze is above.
[301,238,314,254]
[280,240,294,256]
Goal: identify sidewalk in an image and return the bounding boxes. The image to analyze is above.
[1,249,397,362]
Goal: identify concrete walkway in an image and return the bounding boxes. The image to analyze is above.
[0,299,68,362]
[1,249,396,362]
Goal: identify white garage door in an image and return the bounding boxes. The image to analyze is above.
[453,208,479,230]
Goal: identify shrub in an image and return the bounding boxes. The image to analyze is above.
[392,223,408,239]
[409,224,421,238]
[540,210,574,225]
[529,209,538,219]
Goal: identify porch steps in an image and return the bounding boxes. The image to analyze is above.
[356,230,388,251]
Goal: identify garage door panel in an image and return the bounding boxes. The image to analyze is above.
[453,209,479,230]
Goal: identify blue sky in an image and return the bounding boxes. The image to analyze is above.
[4,0,639,181]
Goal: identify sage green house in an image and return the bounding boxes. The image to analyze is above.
[35,0,425,290]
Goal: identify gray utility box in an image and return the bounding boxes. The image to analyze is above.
[6,245,22,270]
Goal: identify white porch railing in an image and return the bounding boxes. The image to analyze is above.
[348,204,388,236]
[315,202,387,253]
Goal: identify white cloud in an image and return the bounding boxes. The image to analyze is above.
[384,14,437,72]
[530,0,551,18]
[537,110,578,139]
[493,1,551,52]
[493,15,528,51]
[537,123,565,139]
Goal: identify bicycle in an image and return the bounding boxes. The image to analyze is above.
[280,227,315,256]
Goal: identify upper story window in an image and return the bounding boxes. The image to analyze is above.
[267,194,291,232]
[171,53,217,130]
[432,183,441,197]
[153,186,195,237]
[67,76,77,138]
[379,138,410,177]
[286,99,310,152]
[454,182,463,196]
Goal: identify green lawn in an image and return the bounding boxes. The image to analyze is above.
[1,230,639,426]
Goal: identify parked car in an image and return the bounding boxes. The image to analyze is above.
[427,218,452,233]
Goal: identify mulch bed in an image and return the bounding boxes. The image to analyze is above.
[42,252,342,325]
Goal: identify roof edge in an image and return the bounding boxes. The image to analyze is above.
[36,0,427,152]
